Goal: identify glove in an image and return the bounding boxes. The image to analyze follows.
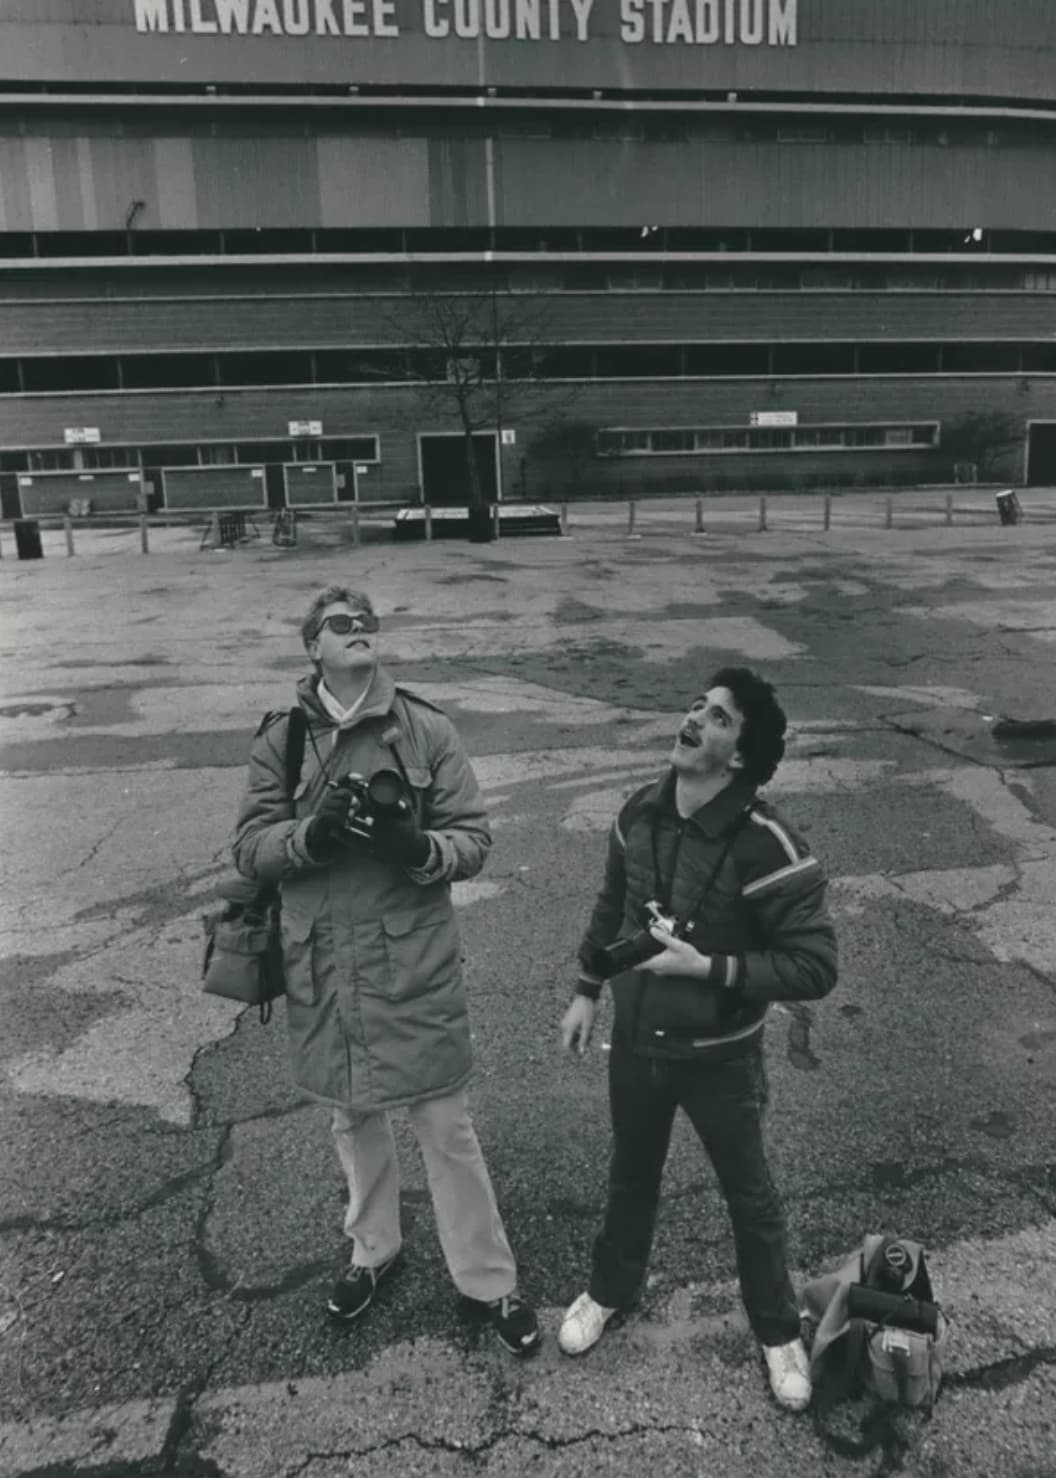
[305,782,354,861]
[370,813,432,869]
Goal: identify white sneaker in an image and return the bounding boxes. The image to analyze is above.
[558,1291,618,1355]
[762,1337,812,1412]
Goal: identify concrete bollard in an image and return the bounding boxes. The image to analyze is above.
[758,496,768,532]
[627,500,637,537]
[694,497,705,535]
[64,516,75,556]
[424,505,433,541]
[945,492,953,527]
[823,493,832,531]
[492,503,501,540]
[351,507,361,546]
[560,501,569,535]
[885,496,893,530]
[140,514,149,554]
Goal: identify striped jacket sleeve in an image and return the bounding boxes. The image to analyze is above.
[574,795,638,1000]
[723,806,838,1004]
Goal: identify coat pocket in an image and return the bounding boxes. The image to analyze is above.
[279,909,318,1007]
[380,899,460,1002]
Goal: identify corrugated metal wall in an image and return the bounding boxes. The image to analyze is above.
[2,123,1055,233]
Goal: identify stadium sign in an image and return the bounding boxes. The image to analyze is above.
[131,0,798,47]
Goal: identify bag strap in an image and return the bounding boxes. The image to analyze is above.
[284,706,308,797]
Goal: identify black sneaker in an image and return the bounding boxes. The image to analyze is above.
[485,1293,542,1356]
[326,1250,401,1322]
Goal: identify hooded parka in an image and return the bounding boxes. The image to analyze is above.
[232,667,491,1114]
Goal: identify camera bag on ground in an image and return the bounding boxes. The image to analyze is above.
[801,1234,949,1412]
[201,707,307,1023]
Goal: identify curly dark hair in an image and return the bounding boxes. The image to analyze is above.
[707,666,787,786]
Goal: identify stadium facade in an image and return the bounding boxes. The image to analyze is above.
[1,0,1055,518]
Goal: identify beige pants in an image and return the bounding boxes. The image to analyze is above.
[331,1087,518,1302]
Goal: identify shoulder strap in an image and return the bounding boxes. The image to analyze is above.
[284,707,308,796]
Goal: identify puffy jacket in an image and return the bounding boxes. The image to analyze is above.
[576,772,837,1060]
[231,666,491,1112]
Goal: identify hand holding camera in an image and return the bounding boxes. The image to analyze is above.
[306,779,356,861]
[595,901,699,978]
[309,767,430,869]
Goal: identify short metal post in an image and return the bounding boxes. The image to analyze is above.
[758,495,768,532]
[823,493,832,531]
[492,502,501,540]
[885,496,893,530]
[64,516,75,556]
[627,499,637,537]
[945,492,953,527]
[424,505,433,541]
[695,498,704,534]
[560,501,569,535]
[351,507,360,546]
[140,514,149,554]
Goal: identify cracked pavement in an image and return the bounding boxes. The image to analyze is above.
[1,508,1056,1476]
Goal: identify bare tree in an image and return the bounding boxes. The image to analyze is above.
[377,275,581,535]
[941,411,1024,482]
[529,417,600,500]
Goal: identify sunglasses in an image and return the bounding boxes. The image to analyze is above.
[319,612,379,636]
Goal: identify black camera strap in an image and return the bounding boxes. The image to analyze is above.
[648,803,748,920]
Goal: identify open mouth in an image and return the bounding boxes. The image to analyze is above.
[677,728,701,749]
[346,639,370,649]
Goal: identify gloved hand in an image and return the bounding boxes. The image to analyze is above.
[370,812,432,869]
[305,782,353,861]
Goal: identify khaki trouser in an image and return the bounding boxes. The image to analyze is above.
[331,1087,517,1303]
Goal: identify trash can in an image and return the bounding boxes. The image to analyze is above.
[995,490,1022,526]
[13,520,43,560]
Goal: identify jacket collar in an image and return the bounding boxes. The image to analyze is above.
[640,770,757,837]
[295,664,397,729]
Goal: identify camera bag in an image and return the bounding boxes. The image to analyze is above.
[202,707,308,1023]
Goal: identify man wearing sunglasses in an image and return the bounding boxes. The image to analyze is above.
[232,584,540,1357]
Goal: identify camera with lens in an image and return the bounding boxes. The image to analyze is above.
[339,768,412,846]
[595,899,696,978]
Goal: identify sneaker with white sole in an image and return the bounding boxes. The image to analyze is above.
[558,1291,618,1356]
[762,1337,812,1412]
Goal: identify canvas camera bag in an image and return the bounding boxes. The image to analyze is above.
[201,707,307,1023]
[854,1239,948,1410]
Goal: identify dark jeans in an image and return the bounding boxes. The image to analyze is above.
[589,1043,800,1347]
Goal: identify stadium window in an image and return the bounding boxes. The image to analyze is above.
[594,345,682,378]
[750,228,830,252]
[82,446,140,469]
[27,449,77,471]
[1022,344,1056,372]
[684,344,769,376]
[122,354,216,389]
[199,444,238,465]
[651,430,695,453]
[316,349,410,383]
[496,120,552,138]
[799,269,857,289]
[504,345,594,379]
[143,445,199,468]
[592,121,645,141]
[323,437,380,463]
[606,270,664,291]
[794,427,846,448]
[858,343,941,373]
[222,229,315,255]
[942,343,1020,373]
[666,228,750,253]
[863,127,915,144]
[883,428,916,447]
[720,430,751,449]
[772,343,856,375]
[217,352,314,386]
[236,441,294,466]
[21,357,120,392]
[130,230,225,256]
[0,233,34,258]
[0,361,19,392]
[1024,272,1056,291]
[36,231,127,258]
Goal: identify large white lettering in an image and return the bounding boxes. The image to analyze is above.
[620,0,644,43]
[129,0,795,44]
[133,0,168,29]
[514,0,540,38]
[770,0,795,44]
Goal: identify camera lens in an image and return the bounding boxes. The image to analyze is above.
[367,769,406,810]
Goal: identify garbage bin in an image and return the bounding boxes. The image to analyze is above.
[995,490,1022,526]
[14,520,43,560]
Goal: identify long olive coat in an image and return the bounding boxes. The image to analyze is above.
[232,667,491,1114]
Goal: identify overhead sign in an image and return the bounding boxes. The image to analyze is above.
[288,419,323,436]
[131,0,798,46]
[63,427,102,444]
[750,411,798,427]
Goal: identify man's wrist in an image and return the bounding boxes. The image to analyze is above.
[575,972,603,1002]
